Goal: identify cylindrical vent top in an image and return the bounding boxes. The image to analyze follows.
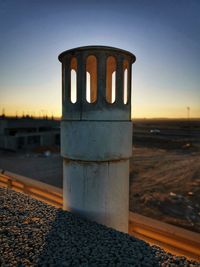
[59,46,136,121]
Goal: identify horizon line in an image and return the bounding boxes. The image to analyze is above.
[1,115,200,121]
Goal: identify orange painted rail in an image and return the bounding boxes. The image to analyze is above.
[129,213,200,261]
[0,170,200,261]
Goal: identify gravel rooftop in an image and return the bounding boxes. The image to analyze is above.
[0,188,199,267]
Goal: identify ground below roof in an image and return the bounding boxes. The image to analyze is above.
[0,188,199,266]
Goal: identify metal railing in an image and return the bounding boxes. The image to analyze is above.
[0,170,199,261]
[129,213,200,261]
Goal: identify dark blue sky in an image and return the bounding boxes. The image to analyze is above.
[0,0,199,118]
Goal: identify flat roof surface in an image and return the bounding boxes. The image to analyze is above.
[0,188,199,266]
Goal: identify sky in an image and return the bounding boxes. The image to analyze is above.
[0,0,200,119]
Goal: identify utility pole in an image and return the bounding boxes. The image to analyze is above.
[187,106,190,121]
[187,106,190,137]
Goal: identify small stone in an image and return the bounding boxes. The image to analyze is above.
[169,192,176,197]
[188,191,194,196]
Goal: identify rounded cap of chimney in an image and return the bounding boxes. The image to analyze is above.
[58,46,136,63]
[59,45,136,121]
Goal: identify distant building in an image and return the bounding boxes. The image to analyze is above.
[0,117,60,151]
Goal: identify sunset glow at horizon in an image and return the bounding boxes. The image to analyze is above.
[0,0,200,119]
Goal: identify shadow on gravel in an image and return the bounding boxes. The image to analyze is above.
[36,209,162,266]
[1,188,196,267]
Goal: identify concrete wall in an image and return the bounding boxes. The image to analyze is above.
[0,132,60,151]
[0,118,60,151]
[0,136,17,150]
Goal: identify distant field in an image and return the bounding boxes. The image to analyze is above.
[0,119,200,233]
[0,151,62,188]
[130,119,200,233]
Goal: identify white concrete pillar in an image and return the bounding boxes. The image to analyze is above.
[58,46,136,232]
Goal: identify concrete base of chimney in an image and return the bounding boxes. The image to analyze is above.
[63,159,129,233]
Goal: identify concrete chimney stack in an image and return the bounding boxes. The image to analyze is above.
[58,46,136,232]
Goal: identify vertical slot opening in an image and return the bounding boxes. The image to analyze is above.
[123,60,129,104]
[112,71,116,103]
[70,57,77,103]
[106,56,116,103]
